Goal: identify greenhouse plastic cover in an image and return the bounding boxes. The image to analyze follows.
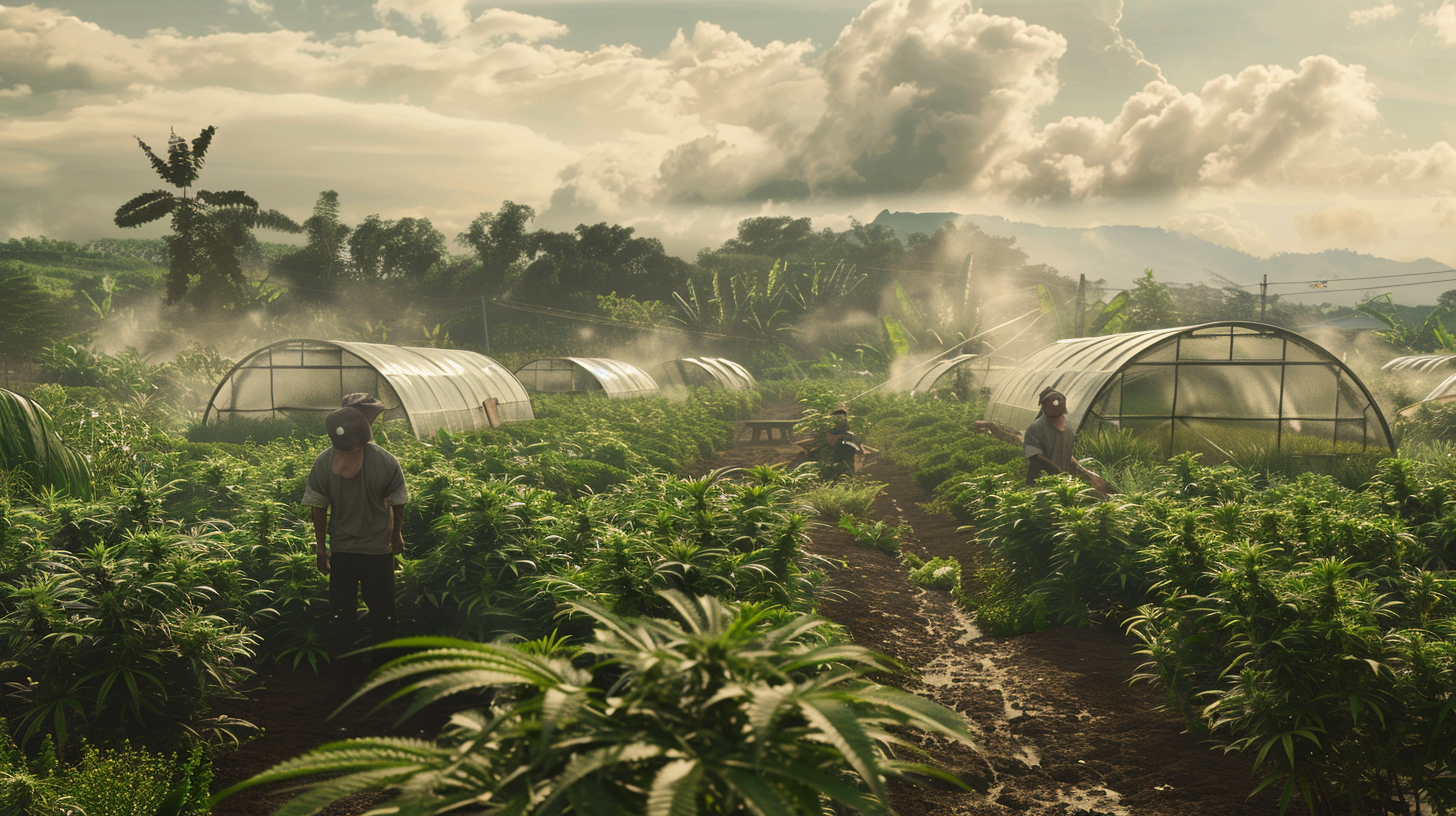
[984,322,1391,457]
[514,357,659,398]
[204,339,534,438]
[655,357,756,391]
[1381,354,1456,374]
[883,354,985,395]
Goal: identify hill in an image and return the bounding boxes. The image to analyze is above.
[871,210,1455,308]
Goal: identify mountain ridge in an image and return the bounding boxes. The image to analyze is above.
[870,210,1454,307]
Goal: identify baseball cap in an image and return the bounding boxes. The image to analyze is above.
[326,406,372,451]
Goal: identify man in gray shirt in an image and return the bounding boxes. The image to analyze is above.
[1023,387,1111,495]
[302,406,409,699]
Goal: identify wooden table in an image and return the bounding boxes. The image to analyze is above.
[741,419,798,442]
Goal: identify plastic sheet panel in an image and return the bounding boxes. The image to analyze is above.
[204,339,534,437]
[516,358,659,398]
[903,354,984,395]
[984,321,1393,458]
[655,358,756,391]
[1383,354,1456,373]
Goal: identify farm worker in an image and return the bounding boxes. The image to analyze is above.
[302,406,409,700]
[1023,387,1112,496]
[827,403,854,445]
[342,392,387,426]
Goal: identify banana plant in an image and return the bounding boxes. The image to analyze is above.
[0,389,91,498]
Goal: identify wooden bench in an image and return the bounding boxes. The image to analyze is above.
[741,419,798,442]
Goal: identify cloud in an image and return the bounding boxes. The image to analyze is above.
[226,0,276,22]
[1423,0,1456,44]
[0,0,1454,266]
[1167,211,1270,254]
[1293,206,1385,247]
[1007,56,1393,199]
[1349,3,1401,25]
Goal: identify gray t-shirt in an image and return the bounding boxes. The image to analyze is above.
[302,443,409,554]
[1023,415,1075,484]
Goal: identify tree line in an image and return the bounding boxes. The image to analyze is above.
[3,125,1442,374]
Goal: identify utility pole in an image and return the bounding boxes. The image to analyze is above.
[1259,274,1268,321]
[480,295,491,354]
[1075,274,1087,337]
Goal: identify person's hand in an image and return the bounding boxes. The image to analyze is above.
[316,550,330,575]
[390,532,405,555]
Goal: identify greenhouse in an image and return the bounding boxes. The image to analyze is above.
[514,357,659,398]
[654,357,757,391]
[1381,354,1456,374]
[203,339,534,438]
[885,354,990,397]
[983,322,1393,458]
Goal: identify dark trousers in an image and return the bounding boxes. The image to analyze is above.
[329,551,396,687]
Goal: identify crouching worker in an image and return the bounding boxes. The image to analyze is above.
[302,406,409,701]
[1023,387,1113,497]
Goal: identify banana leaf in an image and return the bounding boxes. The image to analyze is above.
[0,388,93,497]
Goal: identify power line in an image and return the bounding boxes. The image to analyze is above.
[1275,275,1456,297]
[1223,267,1456,289]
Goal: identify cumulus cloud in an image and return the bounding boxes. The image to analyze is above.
[1423,0,1456,44]
[0,0,1454,260]
[1008,56,1389,199]
[1349,3,1401,25]
[1294,206,1385,247]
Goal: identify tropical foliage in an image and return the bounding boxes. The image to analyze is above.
[214,591,975,816]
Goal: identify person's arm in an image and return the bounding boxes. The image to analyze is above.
[1029,453,1063,475]
[312,506,330,575]
[1070,456,1114,495]
[389,504,405,555]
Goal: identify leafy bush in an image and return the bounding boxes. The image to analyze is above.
[0,721,211,816]
[908,556,960,592]
[837,515,906,554]
[216,592,976,816]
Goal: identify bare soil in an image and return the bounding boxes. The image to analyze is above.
[208,418,1279,816]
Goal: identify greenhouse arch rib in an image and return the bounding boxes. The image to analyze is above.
[201,339,533,438]
[983,321,1393,458]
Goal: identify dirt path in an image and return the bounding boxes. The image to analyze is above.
[719,427,1279,816]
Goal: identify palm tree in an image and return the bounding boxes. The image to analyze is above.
[113,126,298,308]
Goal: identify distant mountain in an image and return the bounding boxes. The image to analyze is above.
[871,210,1455,308]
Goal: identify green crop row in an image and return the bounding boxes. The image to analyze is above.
[0,388,813,760]
[853,390,1456,814]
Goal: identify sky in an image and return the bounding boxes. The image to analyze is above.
[1,0,1454,268]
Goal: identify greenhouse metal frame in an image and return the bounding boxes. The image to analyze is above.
[984,322,1393,458]
[203,339,534,438]
[514,357,659,398]
[654,357,757,391]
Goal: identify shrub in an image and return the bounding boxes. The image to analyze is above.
[908,556,961,592]
[216,592,976,816]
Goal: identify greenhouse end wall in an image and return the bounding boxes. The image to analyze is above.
[984,322,1392,460]
[203,339,534,438]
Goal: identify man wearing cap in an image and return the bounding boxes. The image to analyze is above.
[302,405,409,699]
[1023,386,1111,496]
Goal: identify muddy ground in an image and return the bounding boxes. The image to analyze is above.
[208,422,1279,816]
